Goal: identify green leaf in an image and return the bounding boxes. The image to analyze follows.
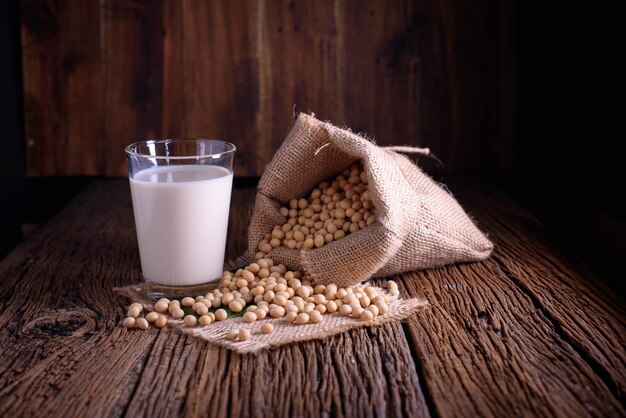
[181,303,249,319]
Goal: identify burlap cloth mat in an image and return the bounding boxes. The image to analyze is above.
[115,256,428,354]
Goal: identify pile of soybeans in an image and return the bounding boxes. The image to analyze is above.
[123,162,401,342]
[254,162,376,257]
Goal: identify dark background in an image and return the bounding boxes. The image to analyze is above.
[515,1,624,292]
[1,1,623,291]
[0,0,91,257]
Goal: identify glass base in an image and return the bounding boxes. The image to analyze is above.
[142,280,220,300]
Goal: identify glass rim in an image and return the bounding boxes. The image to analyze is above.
[125,138,237,160]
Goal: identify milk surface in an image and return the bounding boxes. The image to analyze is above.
[129,165,233,286]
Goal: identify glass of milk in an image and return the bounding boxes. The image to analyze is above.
[125,139,236,298]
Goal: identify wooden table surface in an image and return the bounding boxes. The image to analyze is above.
[0,177,624,417]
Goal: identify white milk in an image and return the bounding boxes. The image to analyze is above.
[129,165,233,286]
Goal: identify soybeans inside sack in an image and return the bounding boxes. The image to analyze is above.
[254,162,374,258]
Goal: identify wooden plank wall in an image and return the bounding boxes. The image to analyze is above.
[20,0,515,177]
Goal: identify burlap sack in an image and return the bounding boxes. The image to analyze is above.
[248,114,493,287]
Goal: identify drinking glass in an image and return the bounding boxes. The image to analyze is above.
[125,139,236,298]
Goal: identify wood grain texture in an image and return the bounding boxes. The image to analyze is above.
[453,178,626,399]
[21,0,516,176]
[399,177,626,417]
[181,0,260,175]
[161,0,186,139]
[102,0,165,176]
[21,0,103,175]
[0,180,429,417]
[1,177,625,417]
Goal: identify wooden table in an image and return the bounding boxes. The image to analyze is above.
[1,177,624,417]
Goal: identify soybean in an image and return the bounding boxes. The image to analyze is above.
[243,312,257,323]
[127,306,141,318]
[215,309,228,321]
[360,310,374,322]
[295,313,310,324]
[239,329,251,341]
[229,300,244,313]
[154,301,169,313]
[136,317,149,330]
[285,312,298,323]
[339,304,352,316]
[155,314,167,328]
[146,311,159,323]
[184,315,197,327]
[257,162,376,256]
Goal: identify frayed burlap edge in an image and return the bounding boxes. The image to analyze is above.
[114,282,428,355]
